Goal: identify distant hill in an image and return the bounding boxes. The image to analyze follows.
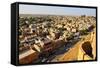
[19,14,82,17]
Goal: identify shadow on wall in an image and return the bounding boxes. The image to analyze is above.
[82,41,93,59]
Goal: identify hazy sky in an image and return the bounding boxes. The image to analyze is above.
[19,4,96,16]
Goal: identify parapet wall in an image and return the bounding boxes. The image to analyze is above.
[59,29,96,61]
